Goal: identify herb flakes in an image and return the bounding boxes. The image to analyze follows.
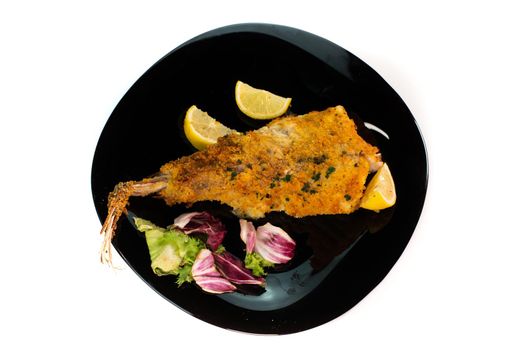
[325,166,336,178]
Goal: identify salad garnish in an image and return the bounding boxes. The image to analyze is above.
[135,212,295,294]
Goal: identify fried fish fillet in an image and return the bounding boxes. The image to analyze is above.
[100,106,381,265]
[162,105,381,217]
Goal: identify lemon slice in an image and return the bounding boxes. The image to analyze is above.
[235,81,292,119]
[183,105,237,150]
[360,163,396,211]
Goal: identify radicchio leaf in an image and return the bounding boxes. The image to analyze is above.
[254,223,296,264]
[191,249,236,294]
[239,219,256,253]
[213,251,266,286]
[171,212,226,250]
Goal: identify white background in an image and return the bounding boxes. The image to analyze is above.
[1,1,525,349]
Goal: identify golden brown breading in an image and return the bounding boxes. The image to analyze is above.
[159,105,380,218]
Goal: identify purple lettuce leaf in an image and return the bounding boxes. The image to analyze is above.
[171,212,226,250]
[213,251,266,286]
[254,223,296,264]
[239,219,256,253]
[191,249,236,294]
[240,220,296,266]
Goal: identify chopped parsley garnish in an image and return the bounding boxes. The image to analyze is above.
[311,172,321,181]
[344,194,351,201]
[283,174,292,182]
[325,166,336,178]
[301,183,311,192]
[230,171,238,180]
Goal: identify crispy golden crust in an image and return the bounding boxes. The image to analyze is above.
[159,106,380,218]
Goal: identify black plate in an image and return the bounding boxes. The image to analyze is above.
[91,23,428,334]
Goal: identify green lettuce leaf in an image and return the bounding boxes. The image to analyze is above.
[244,252,274,277]
[134,217,204,278]
[176,265,193,286]
[214,244,226,254]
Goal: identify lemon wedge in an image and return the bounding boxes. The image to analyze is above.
[183,105,237,150]
[360,163,396,211]
[235,81,292,119]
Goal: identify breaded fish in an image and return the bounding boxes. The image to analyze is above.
[99,106,381,265]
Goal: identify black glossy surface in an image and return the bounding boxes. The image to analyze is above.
[91,23,428,334]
